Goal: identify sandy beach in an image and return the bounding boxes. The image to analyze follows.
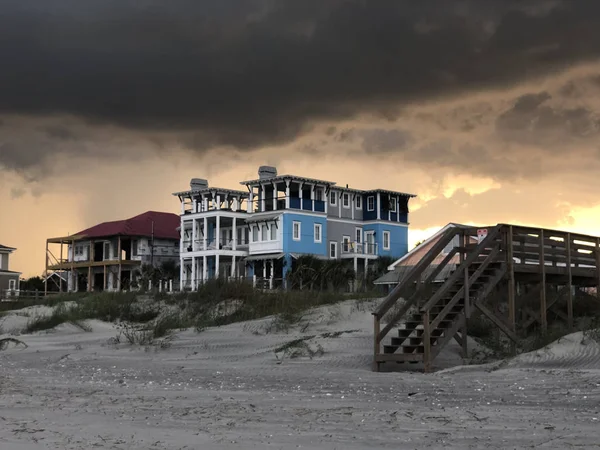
[1,300,600,449]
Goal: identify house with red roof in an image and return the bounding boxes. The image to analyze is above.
[45,211,180,293]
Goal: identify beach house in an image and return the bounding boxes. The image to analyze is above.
[174,166,416,290]
[0,244,21,296]
[45,211,180,293]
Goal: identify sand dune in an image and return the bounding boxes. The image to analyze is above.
[1,300,600,449]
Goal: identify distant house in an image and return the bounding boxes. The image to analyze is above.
[0,244,21,296]
[374,223,478,289]
[45,211,180,293]
[174,165,416,290]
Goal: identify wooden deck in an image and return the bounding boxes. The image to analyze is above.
[372,224,600,372]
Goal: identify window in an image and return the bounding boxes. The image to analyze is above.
[389,197,397,213]
[329,241,337,259]
[355,228,362,244]
[342,236,351,253]
[132,240,138,256]
[330,190,337,206]
[104,242,111,259]
[356,195,362,209]
[314,223,322,243]
[293,221,301,241]
[315,188,323,202]
[9,279,17,291]
[383,231,391,250]
[367,196,375,211]
[270,223,277,240]
[252,225,259,242]
[237,228,243,245]
[261,224,268,241]
[342,193,350,208]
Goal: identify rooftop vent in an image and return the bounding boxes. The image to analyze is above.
[190,178,209,190]
[258,166,277,179]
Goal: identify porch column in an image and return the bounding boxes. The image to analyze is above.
[202,194,208,212]
[203,216,208,250]
[192,219,198,252]
[354,257,358,274]
[180,197,185,214]
[285,180,290,209]
[216,215,221,250]
[376,193,381,220]
[299,182,303,209]
[261,184,266,212]
[248,189,254,213]
[179,261,184,291]
[272,181,278,210]
[232,216,237,251]
[203,255,207,282]
[216,195,221,210]
[231,255,236,278]
[263,260,267,281]
[191,257,197,291]
[270,260,274,289]
[364,258,368,279]
[215,254,220,278]
[310,184,315,212]
[324,186,328,214]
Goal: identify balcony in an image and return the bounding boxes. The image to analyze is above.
[182,238,250,253]
[254,197,325,214]
[340,241,378,258]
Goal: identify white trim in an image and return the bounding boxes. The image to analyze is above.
[0,272,22,276]
[292,221,301,241]
[281,210,326,218]
[342,192,350,209]
[314,223,322,243]
[329,241,337,259]
[383,230,391,250]
[367,195,375,211]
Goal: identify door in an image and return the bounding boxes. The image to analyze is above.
[365,231,375,255]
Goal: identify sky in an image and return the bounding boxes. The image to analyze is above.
[3,0,600,277]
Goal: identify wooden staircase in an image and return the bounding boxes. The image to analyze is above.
[373,224,507,372]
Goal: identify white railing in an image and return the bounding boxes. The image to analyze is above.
[340,241,378,256]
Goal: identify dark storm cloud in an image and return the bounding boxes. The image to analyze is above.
[2,0,600,169]
[495,91,600,144]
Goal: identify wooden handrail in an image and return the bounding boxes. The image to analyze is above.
[420,224,503,312]
[373,227,459,318]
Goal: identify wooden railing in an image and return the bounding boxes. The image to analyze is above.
[372,226,463,360]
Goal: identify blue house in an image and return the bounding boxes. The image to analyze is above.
[174,166,415,290]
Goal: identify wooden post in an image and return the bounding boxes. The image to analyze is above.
[461,319,468,359]
[117,236,122,292]
[463,231,470,318]
[507,226,516,353]
[44,240,49,296]
[596,237,600,303]
[540,230,547,332]
[423,311,431,373]
[566,233,573,331]
[373,315,381,372]
[59,241,64,293]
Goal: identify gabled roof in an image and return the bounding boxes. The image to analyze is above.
[73,211,180,241]
[0,244,16,252]
[387,223,474,271]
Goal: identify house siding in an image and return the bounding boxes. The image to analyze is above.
[0,254,8,270]
[362,223,408,259]
[282,213,327,256]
